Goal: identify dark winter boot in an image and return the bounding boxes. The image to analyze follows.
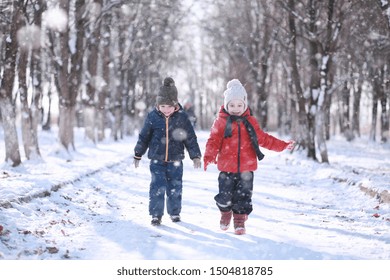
[170,215,181,222]
[151,216,162,226]
[233,213,248,235]
[220,210,232,230]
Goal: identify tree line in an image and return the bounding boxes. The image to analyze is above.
[0,0,389,167]
[0,0,183,166]
[197,0,390,163]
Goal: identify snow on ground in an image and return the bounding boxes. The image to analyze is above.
[0,127,389,260]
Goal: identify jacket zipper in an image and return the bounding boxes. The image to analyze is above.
[165,116,169,161]
[237,121,241,173]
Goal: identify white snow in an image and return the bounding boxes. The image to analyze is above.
[43,8,68,32]
[1,127,389,261]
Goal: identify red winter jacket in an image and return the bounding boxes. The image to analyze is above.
[204,106,289,173]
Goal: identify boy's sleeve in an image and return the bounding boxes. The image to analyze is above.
[134,114,153,158]
[183,116,202,159]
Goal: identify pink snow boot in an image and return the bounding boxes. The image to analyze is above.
[220,211,232,230]
[233,213,248,235]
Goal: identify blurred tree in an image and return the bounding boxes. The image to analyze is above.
[18,0,44,160]
[0,0,23,166]
[2,0,390,168]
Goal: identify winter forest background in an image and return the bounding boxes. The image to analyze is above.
[1,0,390,167]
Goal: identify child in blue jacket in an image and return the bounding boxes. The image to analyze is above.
[133,77,202,226]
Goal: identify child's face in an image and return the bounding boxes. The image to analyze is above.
[227,99,245,116]
[158,104,175,116]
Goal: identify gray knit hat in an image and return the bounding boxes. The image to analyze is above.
[223,79,248,111]
[156,77,178,106]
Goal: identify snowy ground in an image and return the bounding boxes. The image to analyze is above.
[0,128,389,260]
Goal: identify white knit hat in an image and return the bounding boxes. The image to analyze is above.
[223,79,248,111]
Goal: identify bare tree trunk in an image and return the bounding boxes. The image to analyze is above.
[370,71,380,142]
[380,83,389,143]
[352,84,361,138]
[97,5,110,142]
[30,0,44,150]
[316,109,329,163]
[315,0,338,163]
[276,69,290,135]
[324,59,335,141]
[317,56,331,164]
[111,14,127,141]
[69,0,86,121]
[58,106,76,150]
[0,101,21,166]
[50,0,86,151]
[84,1,102,143]
[42,87,52,131]
[83,105,96,143]
[19,45,38,160]
[375,0,390,141]
[125,71,137,136]
[110,67,123,141]
[97,36,109,142]
[17,1,43,160]
[57,0,74,151]
[288,0,309,154]
[307,0,322,161]
[255,8,272,130]
[376,0,390,29]
[341,80,353,141]
[0,0,22,166]
[370,97,378,142]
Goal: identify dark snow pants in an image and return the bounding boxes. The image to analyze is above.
[149,160,183,217]
[214,171,254,215]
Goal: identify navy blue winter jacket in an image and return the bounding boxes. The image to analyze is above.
[134,105,202,162]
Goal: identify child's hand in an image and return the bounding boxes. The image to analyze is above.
[133,157,141,168]
[193,158,201,169]
[286,140,295,150]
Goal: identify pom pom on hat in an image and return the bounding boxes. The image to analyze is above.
[163,77,175,87]
[157,77,178,106]
[226,79,242,89]
[224,79,248,111]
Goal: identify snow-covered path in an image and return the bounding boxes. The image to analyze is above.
[1,131,389,260]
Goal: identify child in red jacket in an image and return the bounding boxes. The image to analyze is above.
[203,79,294,235]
